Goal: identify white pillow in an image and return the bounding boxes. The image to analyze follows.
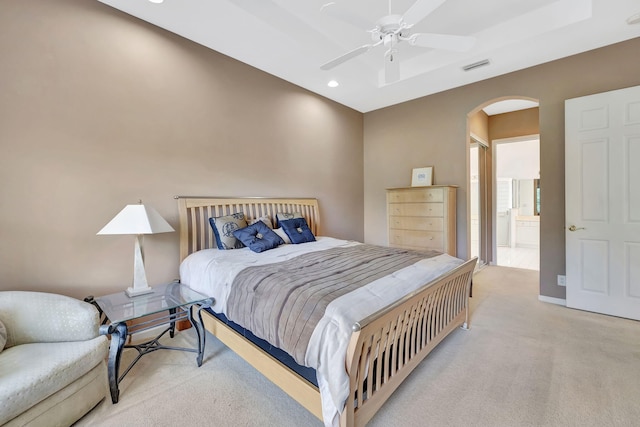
[273,227,291,244]
[0,319,6,353]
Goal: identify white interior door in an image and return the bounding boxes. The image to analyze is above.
[565,85,640,320]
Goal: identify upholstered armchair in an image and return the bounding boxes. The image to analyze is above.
[0,291,109,426]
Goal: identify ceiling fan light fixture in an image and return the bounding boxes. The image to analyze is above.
[462,59,491,72]
[321,0,475,83]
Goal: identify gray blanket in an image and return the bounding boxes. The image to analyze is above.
[226,244,439,365]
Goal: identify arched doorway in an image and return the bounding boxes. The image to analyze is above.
[467,97,539,268]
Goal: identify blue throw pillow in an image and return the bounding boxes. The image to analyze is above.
[233,221,285,253]
[276,211,302,226]
[280,217,316,244]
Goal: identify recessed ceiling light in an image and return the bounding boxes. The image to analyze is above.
[627,13,640,25]
[149,0,164,4]
[327,80,339,88]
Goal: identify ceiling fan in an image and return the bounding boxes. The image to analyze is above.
[320,0,476,83]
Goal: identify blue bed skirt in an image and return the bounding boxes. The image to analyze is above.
[205,308,318,387]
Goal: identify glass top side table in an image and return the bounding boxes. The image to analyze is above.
[86,281,213,404]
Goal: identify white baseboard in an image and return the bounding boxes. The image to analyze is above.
[538,295,566,306]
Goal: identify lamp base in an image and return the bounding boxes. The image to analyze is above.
[125,286,154,297]
[126,235,154,298]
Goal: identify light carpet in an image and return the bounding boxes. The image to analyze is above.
[75,266,640,426]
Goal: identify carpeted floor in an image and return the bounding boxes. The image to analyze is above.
[75,266,640,427]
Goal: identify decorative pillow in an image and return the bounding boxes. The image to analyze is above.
[280,217,316,244]
[209,213,248,250]
[273,227,292,244]
[250,215,273,229]
[233,221,284,253]
[0,319,6,353]
[276,211,303,225]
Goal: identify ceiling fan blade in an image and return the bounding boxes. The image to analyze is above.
[321,2,375,31]
[384,50,400,83]
[402,0,446,26]
[321,43,377,70]
[409,33,476,52]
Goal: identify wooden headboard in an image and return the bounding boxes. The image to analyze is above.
[176,197,321,261]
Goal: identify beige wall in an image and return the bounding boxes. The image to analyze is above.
[363,37,640,299]
[2,1,639,302]
[488,108,540,142]
[469,110,489,143]
[0,0,364,298]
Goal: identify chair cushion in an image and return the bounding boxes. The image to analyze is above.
[0,319,6,353]
[5,362,107,427]
[0,336,108,425]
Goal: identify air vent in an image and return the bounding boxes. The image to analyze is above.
[627,12,640,25]
[462,59,490,72]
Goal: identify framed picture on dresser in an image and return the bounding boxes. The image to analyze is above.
[411,166,433,186]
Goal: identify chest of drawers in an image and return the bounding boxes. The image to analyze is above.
[387,186,457,256]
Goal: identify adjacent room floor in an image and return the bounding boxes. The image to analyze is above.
[497,246,539,270]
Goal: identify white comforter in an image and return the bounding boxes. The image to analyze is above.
[180,237,463,426]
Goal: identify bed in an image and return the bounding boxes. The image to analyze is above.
[177,196,476,427]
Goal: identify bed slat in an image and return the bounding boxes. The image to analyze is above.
[342,257,476,427]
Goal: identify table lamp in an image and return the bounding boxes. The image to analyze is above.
[98,201,174,297]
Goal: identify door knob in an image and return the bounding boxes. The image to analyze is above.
[568,225,585,232]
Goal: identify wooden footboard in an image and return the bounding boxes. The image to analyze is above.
[341,257,476,427]
[196,257,475,427]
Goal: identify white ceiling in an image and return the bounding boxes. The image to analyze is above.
[98,0,640,113]
[483,99,539,116]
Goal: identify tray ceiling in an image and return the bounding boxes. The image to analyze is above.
[98,0,640,112]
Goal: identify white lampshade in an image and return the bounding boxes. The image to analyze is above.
[97,204,174,235]
[98,203,174,297]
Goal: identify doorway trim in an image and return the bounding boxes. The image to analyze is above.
[466,96,540,267]
[470,134,489,266]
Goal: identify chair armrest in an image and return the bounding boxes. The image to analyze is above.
[0,291,100,348]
